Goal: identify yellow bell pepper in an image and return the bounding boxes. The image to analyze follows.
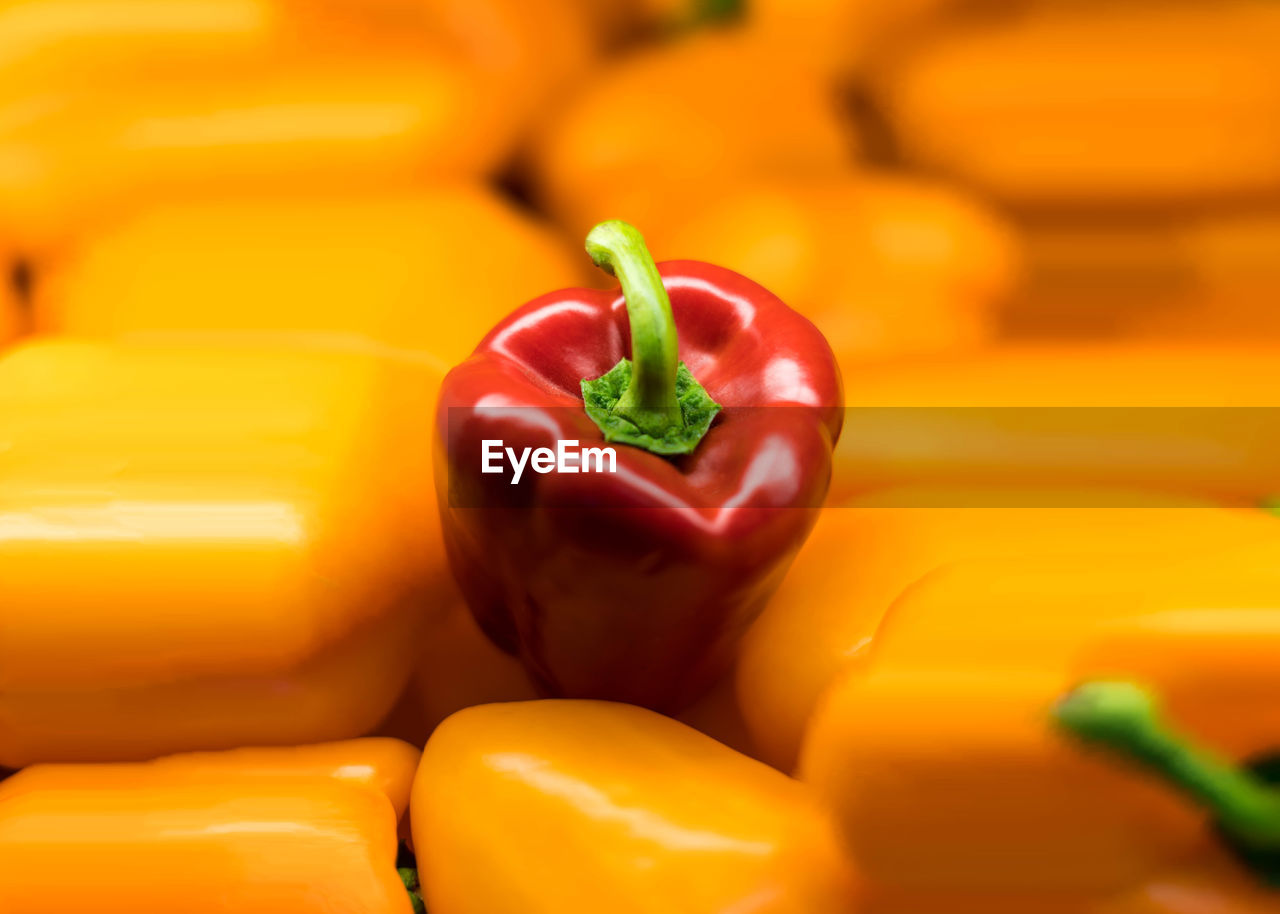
[803,587,1280,906]
[736,486,1279,771]
[32,188,588,365]
[529,28,856,240]
[874,3,1280,208]
[645,173,1020,371]
[0,53,510,253]
[413,700,861,913]
[0,338,449,767]
[0,738,421,914]
[834,344,1280,505]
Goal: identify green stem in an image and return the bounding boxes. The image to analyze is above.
[1054,680,1280,852]
[397,843,425,913]
[690,0,743,26]
[399,868,424,913]
[585,221,683,438]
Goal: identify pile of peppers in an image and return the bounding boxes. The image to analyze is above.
[3,215,1279,914]
[1,0,1279,911]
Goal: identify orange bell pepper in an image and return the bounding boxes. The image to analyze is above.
[0,0,286,94]
[411,599,539,737]
[748,0,960,79]
[301,0,595,145]
[413,700,860,913]
[32,188,588,365]
[874,3,1280,208]
[0,300,16,347]
[529,28,857,240]
[736,486,1278,771]
[0,52,510,253]
[804,636,1280,906]
[0,338,449,766]
[571,0,749,44]
[800,542,1280,899]
[1012,210,1280,342]
[0,0,443,97]
[0,738,421,914]
[833,345,1280,505]
[859,542,1280,679]
[847,852,1275,914]
[1,249,21,346]
[1096,849,1277,914]
[567,0,697,43]
[645,173,1020,371]
[410,599,758,754]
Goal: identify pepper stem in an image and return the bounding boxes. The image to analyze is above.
[586,221,683,437]
[1054,680,1280,853]
[397,844,426,913]
[580,222,721,456]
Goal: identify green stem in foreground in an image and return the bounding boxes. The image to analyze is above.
[1054,680,1280,877]
[581,221,720,456]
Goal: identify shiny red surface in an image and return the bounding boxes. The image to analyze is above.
[435,261,842,711]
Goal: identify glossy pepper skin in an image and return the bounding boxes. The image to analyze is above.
[412,700,860,913]
[736,486,1280,771]
[436,227,841,711]
[33,189,587,366]
[0,339,447,766]
[646,174,1021,371]
[834,344,1280,505]
[0,739,420,914]
[800,543,1280,901]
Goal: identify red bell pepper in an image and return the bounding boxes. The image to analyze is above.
[435,221,842,711]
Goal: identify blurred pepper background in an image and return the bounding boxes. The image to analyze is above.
[6,0,1280,355]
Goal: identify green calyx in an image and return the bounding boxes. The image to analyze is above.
[583,358,720,456]
[581,221,720,456]
[1054,680,1280,887]
[397,843,426,913]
